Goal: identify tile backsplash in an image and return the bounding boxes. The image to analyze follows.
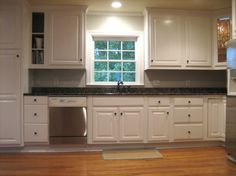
[30,69,86,88]
[30,69,226,89]
[145,70,226,88]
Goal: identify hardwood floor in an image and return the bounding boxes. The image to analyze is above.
[0,147,236,176]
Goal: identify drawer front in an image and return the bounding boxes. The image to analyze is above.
[174,107,203,123]
[174,97,203,106]
[174,124,203,140]
[49,97,87,107]
[24,124,48,142]
[148,97,170,106]
[24,96,48,105]
[93,97,144,106]
[24,105,48,123]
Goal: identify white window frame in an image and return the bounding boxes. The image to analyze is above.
[86,32,144,86]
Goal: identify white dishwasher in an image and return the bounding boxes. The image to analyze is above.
[48,97,87,144]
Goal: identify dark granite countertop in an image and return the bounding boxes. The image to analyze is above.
[23,87,227,96]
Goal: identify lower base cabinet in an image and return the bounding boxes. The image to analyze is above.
[207,98,226,140]
[90,97,145,143]
[147,97,171,142]
[24,124,48,142]
[92,106,145,143]
[174,124,203,140]
[24,96,49,144]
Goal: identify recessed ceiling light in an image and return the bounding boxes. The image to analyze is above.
[111,1,122,8]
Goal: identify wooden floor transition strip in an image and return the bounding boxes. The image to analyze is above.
[102,149,163,160]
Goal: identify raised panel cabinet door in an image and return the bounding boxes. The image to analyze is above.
[208,99,225,138]
[92,107,118,142]
[185,16,212,67]
[0,51,21,145]
[148,107,170,141]
[46,11,85,66]
[119,107,144,142]
[149,14,184,67]
[0,0,21,49]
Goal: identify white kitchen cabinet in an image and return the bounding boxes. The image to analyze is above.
[147,97,171,141]
[207,98,226,140]
[46,9,86,67]
[92,106,144,143]
[30,5,87,69]
[232,0,236,39]
[0,0,21,49]
[0,50,21,145]
[173,97,204,140]
[90,97,145,143]
[185,16,212,67]
[145,8,212,69]
[92,107,118,142]
[24,96,49,143]
[174,124,203,140]
[147,12,184,67]
[119,107,144,142]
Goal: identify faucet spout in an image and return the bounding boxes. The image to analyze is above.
[117,80,123,92]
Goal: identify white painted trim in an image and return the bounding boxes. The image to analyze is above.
[87,11,143,17]
[86,32,144,86]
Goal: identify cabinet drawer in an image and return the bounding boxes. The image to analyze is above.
[174,107,203,123]
[174,97,203,106]
[148,97,170,106]
[173,124,203,140]
[24,124,48,142]
[24,105,48,123]
[24,96,48,105]
[93,97,144,106]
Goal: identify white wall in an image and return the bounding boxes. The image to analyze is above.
[87,13,144,32]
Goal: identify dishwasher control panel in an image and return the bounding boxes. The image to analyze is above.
[48,97,87,107]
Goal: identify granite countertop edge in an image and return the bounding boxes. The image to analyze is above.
[24,87,227,96]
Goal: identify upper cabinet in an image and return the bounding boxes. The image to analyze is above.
[0,0,21,49]
[213,9,231,69]
[30,5,87,69]
[185,16,212,67]
[145,9,213,69]
[146,11,185,67]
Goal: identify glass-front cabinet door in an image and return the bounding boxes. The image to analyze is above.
[215,16,230,67]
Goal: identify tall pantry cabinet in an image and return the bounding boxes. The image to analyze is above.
[0,0,30,146]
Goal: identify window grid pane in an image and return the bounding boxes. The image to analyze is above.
[94,40,136,83]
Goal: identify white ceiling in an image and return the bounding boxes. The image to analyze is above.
[28,0,231,13]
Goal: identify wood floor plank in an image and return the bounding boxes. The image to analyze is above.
[0,147,236,176]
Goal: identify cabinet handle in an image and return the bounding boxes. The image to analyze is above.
[34,98,37,102]
[188,100,191,104]
[114,112,117,116]
[187,60,189,64]
[151,59,154,63]
[188,114,191,117]
[80,59,83,62]
[120,112,123,116]
[16,54,20,58]
[167,112,169,115]
[34,113,37,117]
[158,100,161,104]
[188,131,191,134]
[34,132,38,135]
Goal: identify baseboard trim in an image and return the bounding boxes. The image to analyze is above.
[0,141,225,153]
